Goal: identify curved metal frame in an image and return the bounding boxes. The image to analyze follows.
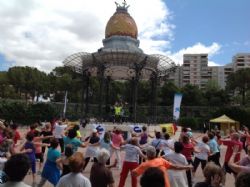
[63,51,176,79]
[63,50,176,123]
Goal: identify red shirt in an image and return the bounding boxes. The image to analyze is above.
[13,130,21,145]
[181,143,194,161]
[173,123,178,134]
[221,139,243,162]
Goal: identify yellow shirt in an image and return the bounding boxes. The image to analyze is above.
[76,130,82,138]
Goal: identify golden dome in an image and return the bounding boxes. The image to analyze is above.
[105,8,138,39]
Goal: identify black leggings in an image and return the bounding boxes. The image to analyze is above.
[186,160,193,187]
[208,152,221,167]
[193,157,207,172]
[82,157,98,170]
[186,159,193,187]
[58,138,64,153]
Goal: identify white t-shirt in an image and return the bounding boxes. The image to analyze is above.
[161,139,175,155]
[84,145,99,158]
[165,152,188,187]
[194,142,210,160]
[53,123,67,139]
[56,173,91,187]
[165,152,188,165]
[121,144,142,163]
[151,139,162,150]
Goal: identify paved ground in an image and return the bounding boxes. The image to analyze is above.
[19,125,239,187]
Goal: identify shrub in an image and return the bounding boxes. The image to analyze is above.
[26,103,58,124]
[178,116,199,130]
[0,100,58,125]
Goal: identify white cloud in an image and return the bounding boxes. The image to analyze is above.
[167,42,221,66]
[244,41,250,46]
[0,0,174,72]
[208,61,221,66]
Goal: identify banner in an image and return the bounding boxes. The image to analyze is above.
[127,124,142,140]
[63,91,68,118]
[173,93,183,120]
[160,123,175,136]
[129,124,143,133]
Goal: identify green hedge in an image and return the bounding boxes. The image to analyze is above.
[0,100,58,125]
[1,99,250,128]
[178,117,199,130]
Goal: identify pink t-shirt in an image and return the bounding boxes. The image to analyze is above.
[111,133,124,147]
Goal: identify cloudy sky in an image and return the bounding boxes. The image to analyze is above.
[0,0,249,72]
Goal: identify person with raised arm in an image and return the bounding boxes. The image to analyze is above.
[220,132,243,177]
[118,137,146,187]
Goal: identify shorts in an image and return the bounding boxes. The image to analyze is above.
[35,153,44,163]
[224,162,236,175]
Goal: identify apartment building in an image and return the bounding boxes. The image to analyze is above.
[232,53,250,71]
[182,54,210,89]
[166,65,182,87]
[167,53,250,89]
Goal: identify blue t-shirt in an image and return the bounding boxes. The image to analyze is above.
[47,148,61,162]
[63,137,82,153]
[100,139,112,152]
[208,139,219,154]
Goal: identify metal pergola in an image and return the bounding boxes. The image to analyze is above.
[63,49,176,123]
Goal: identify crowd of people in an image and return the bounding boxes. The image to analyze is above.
[0,119,250,187]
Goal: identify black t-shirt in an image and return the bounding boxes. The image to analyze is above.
[40,131,53,143]
[90,163,114,187]
[89,136,100,144]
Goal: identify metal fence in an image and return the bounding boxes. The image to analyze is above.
[51,102,218,123]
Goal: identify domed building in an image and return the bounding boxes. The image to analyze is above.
[63,1,176,122]
[103,4,141,53]
[105,5,138,39]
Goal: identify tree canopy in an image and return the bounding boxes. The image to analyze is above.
[0,65,249,107]
[226,68,250,105]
